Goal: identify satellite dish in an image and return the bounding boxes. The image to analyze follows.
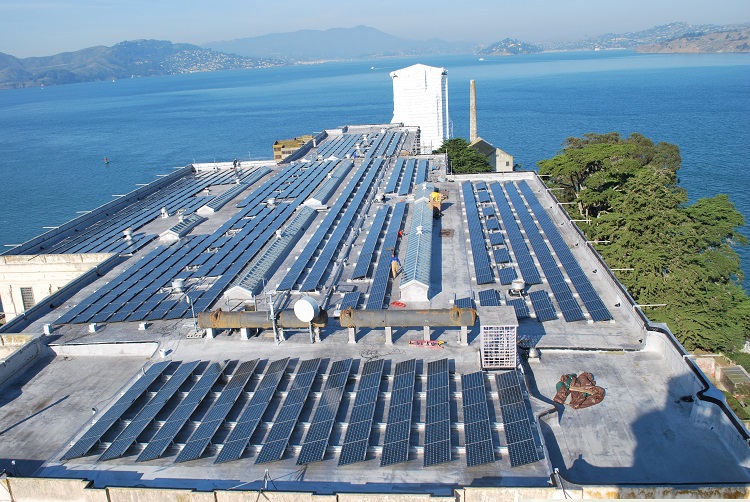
[294,296,320,323]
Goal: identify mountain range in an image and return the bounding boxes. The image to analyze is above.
[2,23,748,89]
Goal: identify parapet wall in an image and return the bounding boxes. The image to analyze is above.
[0,334,48,387]
[4,477,750,501]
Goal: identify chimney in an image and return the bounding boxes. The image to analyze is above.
[470,80,478,142]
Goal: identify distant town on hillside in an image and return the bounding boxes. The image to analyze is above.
[1,22,748,89]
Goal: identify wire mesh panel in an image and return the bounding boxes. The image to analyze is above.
[481,325,517,370]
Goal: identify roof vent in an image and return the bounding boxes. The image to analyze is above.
[172,278,185,293]
[123,228,133,241]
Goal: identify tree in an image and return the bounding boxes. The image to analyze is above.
[434,138,493,174]
[539,132,750,352]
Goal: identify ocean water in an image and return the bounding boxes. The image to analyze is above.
[1,51,749,290]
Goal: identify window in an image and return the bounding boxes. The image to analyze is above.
[20,287,35,311]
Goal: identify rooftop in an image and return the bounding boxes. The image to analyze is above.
[0,124,748,499]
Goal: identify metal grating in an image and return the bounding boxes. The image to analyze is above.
[338,359,385,466]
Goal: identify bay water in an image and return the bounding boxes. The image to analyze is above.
[1,51,748,290]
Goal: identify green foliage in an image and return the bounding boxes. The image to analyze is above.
[723,391,750,420]
[539,132,750,352]
[434,138,493,174]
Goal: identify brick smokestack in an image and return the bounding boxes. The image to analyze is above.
[470,80,477,142]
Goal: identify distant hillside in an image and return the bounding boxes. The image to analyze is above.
[478,38,542,56]
[636,27,750,53]
[542,22,750,51]
[0,40,284,90]
[203,25,475,61]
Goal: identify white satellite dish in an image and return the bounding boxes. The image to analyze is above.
[294,296,320,323]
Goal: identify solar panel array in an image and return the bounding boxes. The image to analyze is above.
[494,248,511,263]
[454,297,474,309]
[137,362,223,461]
[489,183,542,285]
[310,161,351,205]
[278,158,378,291]
[462,182,494,285]
[415,159,429,185]
[255,358,321,464]
[384,158,406,194]
[506,298,530,319]
[316,133,363,159]
[338,359,385,466]
[57,160,341,324]
[100,361,200,461]
[175,359,259,463]
[352,205,390,279]
[424,358,451,467]
[15,167,259,257]
[478,289,499,307]
[397,159,418,196]
[300,159,385,291]
[495,371,539,467]
[528,290,558,322]
[505,184,585,322]
[365,202,406,309]
[380,359,417,466]
[297,358,352,464]
[517,181,612,321]
[461,372,495,467]
[215,358,289,463]
[61,360,171,460]
[498,267,518,285]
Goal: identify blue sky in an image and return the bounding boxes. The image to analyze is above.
[1,0,749,57]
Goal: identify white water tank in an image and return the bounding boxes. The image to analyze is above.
[294,296,320,322]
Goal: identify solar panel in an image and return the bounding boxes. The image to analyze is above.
[415,159,428,184]
[175,359,259,463]
[380,359,417,466]
[494,247,510,263]
[398,159,417,195]
[498,267,518,285]
[489,232,505,246]
[494,371,539,467]
[297,359,352,464]
[352,205,390,279]
[485,218,500,231]
[365,202,406,309]
[100,361,200,461]
[385,159,406,193]
[423,358,451,467]
[516,181,612,321]
[137,362,223,462]
[461,372,495,466]
[339,359,385,466]
[214,358,289,464]
[489,183,542,285]
[339,291,361,310]
[528,290,558,322]
[478,289,499,307]
[61,361,170,460]
[255,358,321,464]
[506,298,530,319]
[462,182,494,285]
[454,297,473,309]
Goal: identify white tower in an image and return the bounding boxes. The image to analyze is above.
[390,64,449,154]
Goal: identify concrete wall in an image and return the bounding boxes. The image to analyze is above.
[49,341,158,358]
[0,253,113,322]
[4,478,750,500]
[0,334,48,387]
[495,149,514,173]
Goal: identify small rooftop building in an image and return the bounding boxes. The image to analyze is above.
[390,64,449,154]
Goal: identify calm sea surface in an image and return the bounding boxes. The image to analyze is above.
[1,51,749,289]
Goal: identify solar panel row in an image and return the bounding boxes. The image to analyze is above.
[365,202,406,309]
[517,181,612,321]
[380,359,416,466]
[488,183,542,285]
[424,358,451,467]
[352,205,390,279]
[494,371,539,467]
[460,372,495,467]
[461,182,494,285]
[338,359,385,466]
